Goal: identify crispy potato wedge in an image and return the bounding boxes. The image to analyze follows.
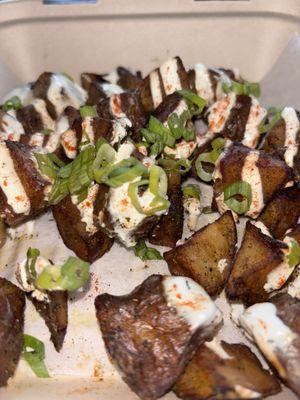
[164,211,237,296]
[174,339,280,400]
[149,171,183,248]
[226,221,287,305]
[28,291,68,352]
[258,186,300,240]
[0,278,25,387]
[52,189,113,263]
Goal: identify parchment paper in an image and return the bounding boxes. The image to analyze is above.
[1,36,300,400]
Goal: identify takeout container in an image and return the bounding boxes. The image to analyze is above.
[0,0,299,399]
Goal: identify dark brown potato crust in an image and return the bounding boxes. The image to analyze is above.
[95,275,220,400]
[0,278,25,387]
[149,171,183,248]
[258,187,300,240]
[174,340,281,400]
[226,222,287,305]
[28,291,68,352]
[164,211,237,296]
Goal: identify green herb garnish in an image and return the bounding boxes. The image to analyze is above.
[2,96,22,112]
[182,184,201,200]
[288,240,300,267]
[258,107,283,134]
[224,180,252,214]
[222,80,260,98]
[22,334,50,378]
[134,240,163,261]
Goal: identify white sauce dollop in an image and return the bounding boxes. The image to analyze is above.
[242,97,267,148]
[207,93,236,134]
[72,184,99,234]
[150,70,163,108]
[183,197,202,231]
[194,63,214,105]
[159,57,182,95]
[282,107,299,168]
[0,112,25,141]
[2,84,33,106]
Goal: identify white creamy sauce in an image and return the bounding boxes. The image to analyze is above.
[264,236,296,292]
[47,73,87,117]
[103,69,119,85]
[32,99,56,130]
[149,70,163,108]
[111,117,132,145]
[109,94,126,118]
[252,220,272,237]
[29,133,44,148]
[217,258,228,274]
[240,302,297,377]
[230,303,245,326]
[210,68,232,101]
[159,58,182,95]
[234,385,261,399]
[183,197,202,231]
[82,116,95,145]
[61,129,78,159]
[44,132,61,153]
[282,107,299,167]
[56,115,70,134]
[164,139,197,159]
[288,267,300,299]
[16,256,50,302]
[241,151,264,218]
[72,184,99,234]
[162,276,222,333]
[0,112,25,141]
[101,83,124,97]
[163,99,188,128]
[205,338,231,359]
[242,97,267,148]
[207,93,236,134]
[0,142,30,214]
[194,63,214,105]
[2,84,33,106]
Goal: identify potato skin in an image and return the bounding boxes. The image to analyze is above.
[149,171,183,248]
[164,211,237,296]
[0,278,25,387]
[174,340,280,400]
[226,221,287,305]
[95,275,219,400]
[52,194,113,263]
[28,291,68,352]
[258,186,300,240]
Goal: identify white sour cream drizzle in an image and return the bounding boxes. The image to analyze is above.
[109,94,126,118]
[47,73,87,117]
[207,93,236,134]
[72,184,99,234]
[239,302,297,378]
[32,99,56,131]
[183,197,202,231]
[101,83,124,97]
[242,97,267,148]
[111,117,132,145]
[29,133,44,148]
[194,63,214,105]
[159,58,182,95]
[103,69,119,85]
[205,338,231,359]
[61,129,77,159]
[56,114,70,134]
[0,141,30,214]
[252,220,271,237]
[264,236,297,292]
[162,276,222,333]
[241,151,264,218]
[0,112,25,141]
[149,70,163,108]
[282,107,299,168]
[2,84,33,106]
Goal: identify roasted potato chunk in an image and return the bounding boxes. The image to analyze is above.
[28,290,68,352]
[52,187,113,263]
[95,275,222,400]
[164,211,237,296]
[0,278,25,387]
[240,294,300,397]
[174,339,280,399]
[149,171,183,248]
[226,221,288,305]
[258,186,300,240]
[0,218,6,249]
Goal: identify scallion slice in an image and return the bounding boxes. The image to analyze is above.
[149,166,168,196]
[258,107,283,134]
[288,240,300,267]
[41,128,53,136]
[195,152,215,182]
[168,113,184,140]
[182,184,201,200]
[35,256,89,292]
[34,153,59,180]
[2,96,22,112]
[178,90,206,115]
[25,247,40,284]
[223,180,252,214]
[222,80,260,98]
[134,240,163,261]
[158,157,191,175]
[22,334,50,378]
[80,105,97,119]
[148,116,176,148]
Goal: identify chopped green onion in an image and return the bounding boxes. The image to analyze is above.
[47,178,69,205]
[2,96,22,112]
[178,90,206,115]
[25,247,40,284]
[168,113,184,140]
[22,334,49,378]
[148,116,176,147]
[41,128,53,136]
[202,206,213,214]
[258,107,283,134]
[150,139,164,156]
[134,240,163,261]
[158,157,191,175]
[80,105,97,119]
[34,153,59,180]
[224,180,252,214]
[62,72,74,82]
[288,240,300,267]
[35,256,89,292]
[182,127,196,141]
[222,80,260,98]
[149,166,168,196]
[182,184,201,200]
[195,152,215,182]
[47,153,66,168]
